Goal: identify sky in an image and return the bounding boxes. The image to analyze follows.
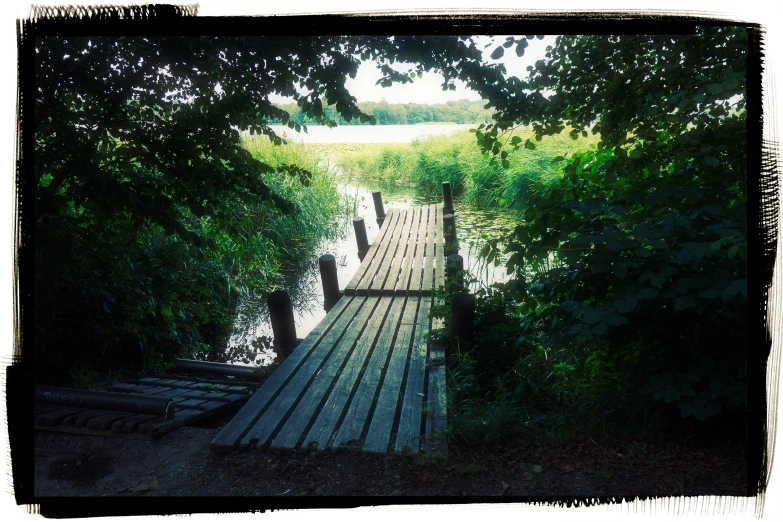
[327,35,555,105]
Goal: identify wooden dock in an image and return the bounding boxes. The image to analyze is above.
[211,203,448,455]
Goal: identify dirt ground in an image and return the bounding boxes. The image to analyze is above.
[32,407,748,507]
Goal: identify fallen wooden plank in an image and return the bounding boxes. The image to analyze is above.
[394,296,432,453]
[35,408,85,427]
[85,412,136,431]
[363,297,419,454]
[265,297,381,451]
[65,409,109,428]
[34,424,157,441]
[210,296,356,453]
[142,396,245,436]
[330,295,407,450]
[111,413,160,433]
[301,296,396,451]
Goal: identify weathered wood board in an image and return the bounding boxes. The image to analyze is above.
[34,376,256,440]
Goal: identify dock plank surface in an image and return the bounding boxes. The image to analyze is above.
[212,203,449,455]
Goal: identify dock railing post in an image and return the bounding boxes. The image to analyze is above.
[353,218,370,260]
[442,181,454,215]
[446,254,464,292]
[268,290,298,358]
[319,254,342,312]
[443,213,458,256]
[450,291,474,352]
[372,191,386,227]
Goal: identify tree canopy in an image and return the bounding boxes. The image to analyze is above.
[32,23,752,425]
[475,29,749,420]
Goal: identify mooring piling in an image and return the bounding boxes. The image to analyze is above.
[372,191,386,227]
[268,290,298,357]
[450,291,475,351]
[319,254,342,312]
[443,213,458,256]
[353,217,370,261]
[446,253,464,291]
[442,181,454,214]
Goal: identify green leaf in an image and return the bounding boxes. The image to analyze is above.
[583,308,605,324]
[593,322,608,335]
[699,288,723,299]
[638,288,659,300]
[612,264,627,278]
[491,46,505,60]
[674,297,693,310]
[605,314,629,326]
[650,274,666,288]
[551,155,565,163]
[614,298,638,314]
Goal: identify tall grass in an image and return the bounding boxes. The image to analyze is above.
[334,128,600,211]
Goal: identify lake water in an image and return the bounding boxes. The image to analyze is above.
[221,124,517,366]
[269,123,476,143]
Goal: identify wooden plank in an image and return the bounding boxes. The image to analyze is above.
[265,296,382,451]
[34,424,157,441]
[424,345,448,456]
[421,203,438,296]
[86,412,136,430]
[210,296,356,453]
[35,408,85,427]
[395,207,422,295]
[301,296,397,451]
[434,241,445,293]
[427,280,447,455]
[369,210,408,295]
[344,208,398,294]
[382,208,417,295]
[111,413,160,433]
[142,394,246,436]
[356,210,402,295]
[363,297,419,454]
[394,296,432,453]
[330,295,407,450]
[408,205,430,294]
[66,409,110,428]
[236,296,368,449]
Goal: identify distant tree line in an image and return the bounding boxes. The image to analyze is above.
[276,98,494,125]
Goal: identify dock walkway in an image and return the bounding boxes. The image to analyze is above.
[211,203,448,455]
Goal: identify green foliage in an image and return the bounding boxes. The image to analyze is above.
[35,35,509,381]
[334,129,597,208]
[278,98,494,126]
[476,28,748,421]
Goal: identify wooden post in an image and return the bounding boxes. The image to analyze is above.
[446,254,464,291]
[450,291,474,352]
[443,213,458,256]
[372,191,386,227]
[353,218,370,260]
[268,290,297,357]
[442,181,454,214]
[319,254,342,312]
